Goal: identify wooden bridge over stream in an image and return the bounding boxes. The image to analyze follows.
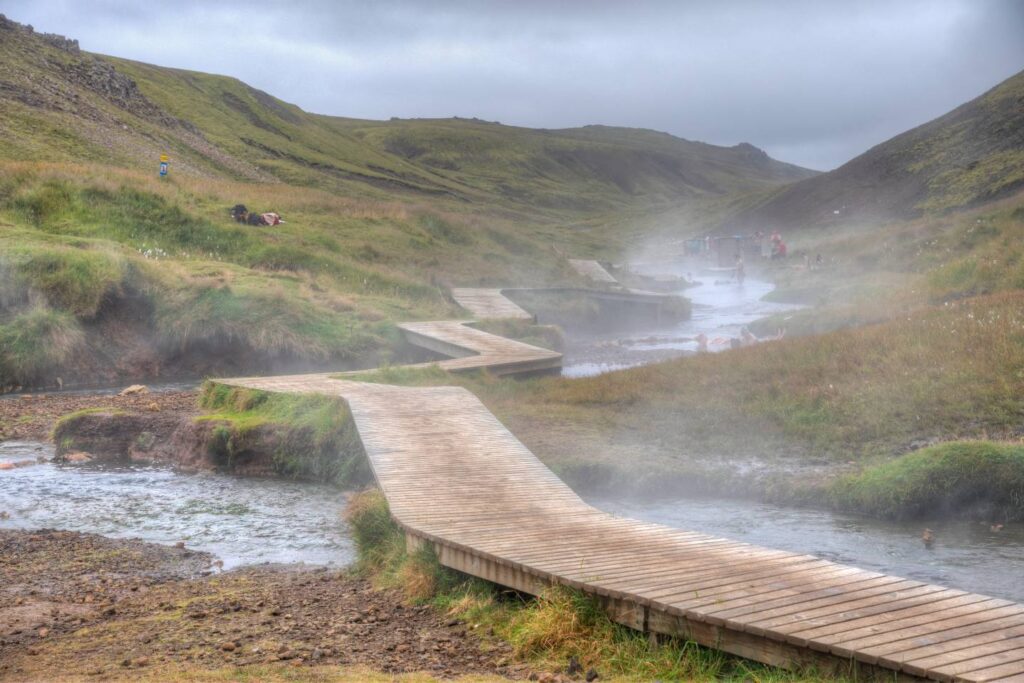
[220,288,1024,682]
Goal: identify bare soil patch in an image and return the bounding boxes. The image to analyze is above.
[0,530,522,681]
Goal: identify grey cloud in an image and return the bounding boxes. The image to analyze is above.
[6,0,1024,169]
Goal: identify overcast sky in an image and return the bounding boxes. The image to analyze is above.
[7,0,1024,170]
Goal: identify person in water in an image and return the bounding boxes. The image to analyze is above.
[735,255,745,284]
[695,332,709,353]
[740,326,758,347]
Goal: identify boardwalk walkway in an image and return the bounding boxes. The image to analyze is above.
[397,320,561,376]
[219,289,1024,682]
[451,288,533,320]
[568,258,619,285]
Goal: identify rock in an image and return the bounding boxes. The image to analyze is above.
[0,463,13,471]
[220,641,237,652]
[133,656,150,667]
[567,656,582,675]
[175,541,186,549]
[63,451,94,463]
[119,384,149,396]
[37,627,49,638]
[586,668,599,682]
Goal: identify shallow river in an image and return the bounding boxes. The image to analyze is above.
[0,441,353,569]
[561,272,801,377]
[1,273,1021,605]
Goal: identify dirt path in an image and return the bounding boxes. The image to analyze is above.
[0,530,524,681]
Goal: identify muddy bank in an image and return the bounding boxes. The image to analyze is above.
[0,389,197,443]
[0,529,523,681]
[3,387,364,483]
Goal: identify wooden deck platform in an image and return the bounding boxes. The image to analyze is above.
[397,320,561,376]
[217,292,1024,682]
[451,288,533,320]
[568,258,620,284]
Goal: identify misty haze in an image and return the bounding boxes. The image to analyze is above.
[1,2,1023,681]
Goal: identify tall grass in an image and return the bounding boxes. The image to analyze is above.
[0,306,85,387]
[531,291,1024,457]
[3,243,129,317]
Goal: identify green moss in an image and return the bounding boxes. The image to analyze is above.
[197,382,370,485]
[830,441,1024,520]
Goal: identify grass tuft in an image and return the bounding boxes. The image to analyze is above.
[831,441,1024,520]
[197,382,370,484]
[0,306,85,387]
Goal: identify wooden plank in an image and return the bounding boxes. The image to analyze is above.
[215,296,1024,683]
[900,635,1024,679]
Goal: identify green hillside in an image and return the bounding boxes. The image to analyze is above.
[0,16,813,389]
[0,16,813,216]
[729,68,1024,231]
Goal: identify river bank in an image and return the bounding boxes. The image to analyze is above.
[0,529,524,682]
[0,389,196,443]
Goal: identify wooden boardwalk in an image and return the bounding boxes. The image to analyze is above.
[397,320,561,376]
[451,288,533,320]
[568,258,620,285]
[218,292,1024,682]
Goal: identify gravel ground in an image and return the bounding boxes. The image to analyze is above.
[0,530,527,681]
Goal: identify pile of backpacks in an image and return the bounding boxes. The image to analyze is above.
[230,204,283,226]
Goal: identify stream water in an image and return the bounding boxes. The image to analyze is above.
[1,274,1020,604]
[561,272,801,377]
[0,441,352,569]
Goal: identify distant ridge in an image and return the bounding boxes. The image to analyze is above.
[730,69,1024,230]
[0,14,815,215]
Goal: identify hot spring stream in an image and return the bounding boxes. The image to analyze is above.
[1,275,1021,603]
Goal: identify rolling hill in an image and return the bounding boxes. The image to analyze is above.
[0,15,814,389]
[0,15,814,217]
[729,68,1024,231]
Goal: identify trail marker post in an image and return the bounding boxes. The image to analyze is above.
[159,154,169,177]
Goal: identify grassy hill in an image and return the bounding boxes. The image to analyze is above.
[0,16,813,215]
[728,68,1024,231]
[0,16,813,389]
